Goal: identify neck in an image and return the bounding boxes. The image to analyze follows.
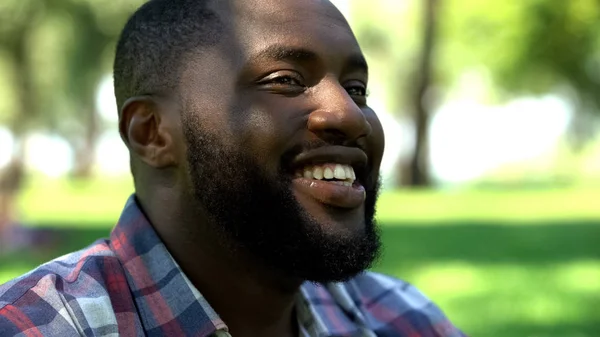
[181,247,301,337]
[139,190,301,337]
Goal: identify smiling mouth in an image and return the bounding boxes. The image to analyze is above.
[294,163,357,187]
[290,162,366,209]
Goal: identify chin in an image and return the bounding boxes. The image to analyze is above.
[293,187,367,235]
[314,208,367,238]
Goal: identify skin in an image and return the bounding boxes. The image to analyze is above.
[119,1,385,336]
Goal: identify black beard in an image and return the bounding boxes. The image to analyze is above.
[183,119,381,283]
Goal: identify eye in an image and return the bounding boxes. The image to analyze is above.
[259,71,305,87]
[258,71,306,95]
[344,80,368,98]
[346,86,367,97]
[269,75,303,86]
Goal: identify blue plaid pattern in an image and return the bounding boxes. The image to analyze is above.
[0,196,466,336]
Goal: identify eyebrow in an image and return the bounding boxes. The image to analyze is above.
[344,53,369,74]
[252,45,319,64]
[249,44,369,73]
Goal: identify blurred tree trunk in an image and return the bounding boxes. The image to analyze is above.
[0,24,37,230]
[65,1,111,179]
[72,105,99,178]
[405,0,440,187]
[6,36,32,185]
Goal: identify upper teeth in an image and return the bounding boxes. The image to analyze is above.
[297,163,356,186]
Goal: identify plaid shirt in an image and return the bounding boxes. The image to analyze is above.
[0,196,466,337]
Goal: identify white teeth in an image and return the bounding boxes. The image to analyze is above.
[313,166,324,180]
[334,164,346,180]
[299,163,356,184]
[344,166,352,179]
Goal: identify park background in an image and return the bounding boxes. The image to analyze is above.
[0,0,599,336]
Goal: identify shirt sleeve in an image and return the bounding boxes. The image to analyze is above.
[0,273,92,337]
[345,272,468,337]
[0,289,84,336]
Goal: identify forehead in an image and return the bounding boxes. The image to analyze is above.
[177,0,365,112]
[232,0,345,25]
[227,0,362,60]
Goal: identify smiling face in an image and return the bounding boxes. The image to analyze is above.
[178,0,385,282]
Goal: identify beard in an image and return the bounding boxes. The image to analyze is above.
[182,119,381,283]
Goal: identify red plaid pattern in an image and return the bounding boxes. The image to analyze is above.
[0,196,466,336]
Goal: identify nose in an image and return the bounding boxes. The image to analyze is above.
[307,81,372,144]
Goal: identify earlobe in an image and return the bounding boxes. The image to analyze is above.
[119,96,177,168]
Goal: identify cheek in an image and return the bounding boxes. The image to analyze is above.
[241,113,280,161]
[231,97,305,167]
[365,110,385,167]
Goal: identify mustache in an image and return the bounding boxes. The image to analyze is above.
[281,139,368,163]
[282,140,329,161]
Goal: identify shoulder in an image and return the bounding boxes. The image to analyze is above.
[342,272,437,309]
[337,272,466,336]
[0,239,127,336]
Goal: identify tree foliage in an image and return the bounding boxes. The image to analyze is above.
[440,0,600,93]
[0,0,143,175]
[350,0,600,186]
[440,0,600,145]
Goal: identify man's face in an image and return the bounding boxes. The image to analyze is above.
[179,0,385,282]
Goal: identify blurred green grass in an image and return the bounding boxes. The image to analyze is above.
[16,176,600,225]
[2,176,599,337]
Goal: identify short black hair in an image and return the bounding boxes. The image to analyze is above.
[113,0,225,111]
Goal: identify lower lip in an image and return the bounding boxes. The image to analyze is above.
[291,177,366,209]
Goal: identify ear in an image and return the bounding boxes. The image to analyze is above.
[119,96,177,169]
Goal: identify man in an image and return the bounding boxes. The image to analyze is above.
[0,0,465,336]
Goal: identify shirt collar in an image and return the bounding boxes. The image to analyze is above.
[109,195,367,337]
[299,282,371,337]
[109,195,228,336]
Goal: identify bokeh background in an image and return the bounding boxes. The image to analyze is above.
[1,0,599,336]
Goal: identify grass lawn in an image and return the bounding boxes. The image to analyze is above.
[2,176,599,337]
